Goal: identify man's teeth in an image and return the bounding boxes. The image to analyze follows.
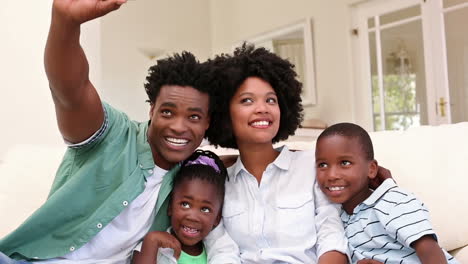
[251,121,270,126]
[166,137,188,145]
[328,186,344,191]
[183,226,199,234]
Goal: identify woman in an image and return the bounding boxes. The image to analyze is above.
[206,44,349,264]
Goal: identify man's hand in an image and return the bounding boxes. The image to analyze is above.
[133,231,182,264]
[357,260,384,264]
[369,165,392,190]
[53,0,127,25]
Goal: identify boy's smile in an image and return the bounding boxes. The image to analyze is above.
[315,135,377,214]
[169,178,222,256]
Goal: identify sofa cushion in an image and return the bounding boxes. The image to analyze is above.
[370,122,468,251]
[0,144,65,238]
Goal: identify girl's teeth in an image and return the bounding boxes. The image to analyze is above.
[329,186,344,191]
[183,226,199,234]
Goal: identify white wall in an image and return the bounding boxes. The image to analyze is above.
[99,0,212,122]
[0,1,211,158]
[209,0,359,127]
[0,0,61,159]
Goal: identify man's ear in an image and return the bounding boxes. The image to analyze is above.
[205,115,211,131]
[149,103,155,120]
[213,209,222,229]
[167,199,172,217]
[368,159,378,180]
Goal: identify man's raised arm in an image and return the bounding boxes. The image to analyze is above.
[45,0,126,143]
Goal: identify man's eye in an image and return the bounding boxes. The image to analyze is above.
[161,110,172,116]
[341,160,351,166]
[201,207,211,213]
[189,114,201,120]
[317,162,328,168]
[181,202,190,208]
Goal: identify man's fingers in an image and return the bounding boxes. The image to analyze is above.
[97,0,127,15]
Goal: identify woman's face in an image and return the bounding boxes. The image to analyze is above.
[229,77,280,146]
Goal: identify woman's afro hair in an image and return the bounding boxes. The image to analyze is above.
[205,43,304,149]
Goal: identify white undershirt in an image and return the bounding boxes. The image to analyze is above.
[36,166,167,264]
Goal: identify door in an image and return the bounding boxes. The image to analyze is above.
[442,0,468,123]
[352,0,468,131]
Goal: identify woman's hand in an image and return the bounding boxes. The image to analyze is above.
[369,165,392,190]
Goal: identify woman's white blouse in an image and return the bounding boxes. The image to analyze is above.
[223,146,348,264]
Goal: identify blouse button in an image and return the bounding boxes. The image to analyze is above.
[70,246,75,251]
[97,223,103,229]
[123,200,129,206]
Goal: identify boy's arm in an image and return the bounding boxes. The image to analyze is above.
[203,220,241,264]
[412,235,448,264]
[132,231,181,264]
[45,0,126,143]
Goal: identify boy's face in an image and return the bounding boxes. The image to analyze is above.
[147,85,210,170]
[168,178,222,254]
[315,135,377,214]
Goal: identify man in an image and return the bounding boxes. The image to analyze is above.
[0,0,238,263]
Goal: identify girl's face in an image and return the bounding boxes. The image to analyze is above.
[169,178,222,256]
[229,77,281,146]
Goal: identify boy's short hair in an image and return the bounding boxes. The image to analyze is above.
[317,122,374,161]
[173,150,228,200]
[205,43,304,149]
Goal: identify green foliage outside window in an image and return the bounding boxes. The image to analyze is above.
[372,74,420,131]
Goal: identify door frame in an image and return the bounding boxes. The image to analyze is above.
[351,0,452,130]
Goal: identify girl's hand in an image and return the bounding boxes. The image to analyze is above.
[52,0,127,25]
[133,232,182,264]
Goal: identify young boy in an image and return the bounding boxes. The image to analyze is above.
[315,123,458,264]
[132,150,229,264]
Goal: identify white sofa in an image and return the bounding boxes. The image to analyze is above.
[1,123,467,262]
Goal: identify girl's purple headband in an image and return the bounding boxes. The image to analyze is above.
[184,155,220,173]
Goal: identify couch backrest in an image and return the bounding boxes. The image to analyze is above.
[370,122,468,251]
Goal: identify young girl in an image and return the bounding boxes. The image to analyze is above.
[132,150,229,264]
[205,44,349,263]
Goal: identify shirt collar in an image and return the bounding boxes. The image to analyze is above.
[362,178,398,206]
[230,145,292,182]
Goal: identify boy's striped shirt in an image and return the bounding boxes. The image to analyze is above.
[342,179,458,264]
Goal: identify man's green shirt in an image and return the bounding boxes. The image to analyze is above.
[0,102,177,260]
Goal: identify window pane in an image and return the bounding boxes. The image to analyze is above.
[380,5,421,26]
[444,0,468,9]
[369,31,382,131]
[380,19,426,130]
[368,17,375,29]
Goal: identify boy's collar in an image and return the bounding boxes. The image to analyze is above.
[362,178,397,206]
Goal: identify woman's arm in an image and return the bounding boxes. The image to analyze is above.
[412,235,448,264]
[132,231,181,264]
[318,250,348,264]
